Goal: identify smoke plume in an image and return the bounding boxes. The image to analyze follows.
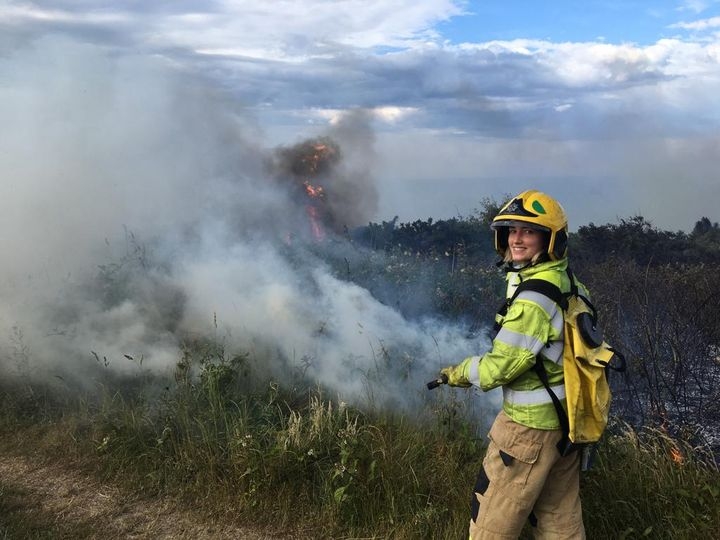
[0,36,497,415]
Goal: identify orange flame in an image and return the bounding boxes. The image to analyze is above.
[300,143,333,175]
[277,138,338,242]
[306,206,325,241]
[670,445,684,466]
[304,181,324,198]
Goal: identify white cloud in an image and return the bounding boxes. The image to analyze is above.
[670,15,720,30]
[2,0,465,60]
[677,0,715,14]
[303,106,418,125]
[0,3,129,24]
[372,106,419,122]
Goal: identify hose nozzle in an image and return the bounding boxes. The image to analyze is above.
[426,373,449,390]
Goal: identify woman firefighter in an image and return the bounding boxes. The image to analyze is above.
[438,190,586,539]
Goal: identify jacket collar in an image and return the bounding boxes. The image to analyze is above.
[504,257,568,278]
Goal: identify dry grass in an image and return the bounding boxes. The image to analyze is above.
[0,448,278,539]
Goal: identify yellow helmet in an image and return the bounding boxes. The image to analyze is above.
[491,190,569,260]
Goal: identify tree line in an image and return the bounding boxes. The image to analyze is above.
[353,209,720,267]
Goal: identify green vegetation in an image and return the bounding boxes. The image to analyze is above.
[584,426,720,538]
[1,344,719,539]
[0,347,480,539]
[2,208,720,537]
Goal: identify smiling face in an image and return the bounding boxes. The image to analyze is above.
[507,225,545,264]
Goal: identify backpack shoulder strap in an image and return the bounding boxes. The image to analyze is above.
[514,273,578,455]
[533,356,577,456]
[494,273,569,335]
[512,277,568,311]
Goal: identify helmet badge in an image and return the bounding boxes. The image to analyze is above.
[498,197,538,218]
[531,200,546,214]
[506,200,521,213]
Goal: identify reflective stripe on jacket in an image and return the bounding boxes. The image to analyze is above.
[463,258,571,430]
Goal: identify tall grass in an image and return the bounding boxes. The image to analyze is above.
[1,343,482,538]
[1,345,719,539]
[583,424,720,538]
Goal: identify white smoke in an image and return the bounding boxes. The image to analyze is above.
[0,36,499,414]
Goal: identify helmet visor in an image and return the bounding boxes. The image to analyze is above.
[490,219,550,233]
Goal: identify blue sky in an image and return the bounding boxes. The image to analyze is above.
[2,0,720,232]
[440,1,711,44]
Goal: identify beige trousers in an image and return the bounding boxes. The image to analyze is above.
[469,411,585,540]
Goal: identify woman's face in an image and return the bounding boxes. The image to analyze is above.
[508,225,545,264]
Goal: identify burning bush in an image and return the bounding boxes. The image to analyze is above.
[267,134,377,241]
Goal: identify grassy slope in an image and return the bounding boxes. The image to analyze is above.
[1,363,718,540]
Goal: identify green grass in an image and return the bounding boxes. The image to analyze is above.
[1,346,718,539]
[582,426,720,539]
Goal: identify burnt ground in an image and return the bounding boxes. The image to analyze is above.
[0,450,277,539]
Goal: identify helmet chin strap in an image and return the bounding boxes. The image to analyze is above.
[499,252,551,272]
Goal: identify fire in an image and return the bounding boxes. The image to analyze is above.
[295,142,336,177]
[656,410,686,466]
[270,137,341,242]
[299,147,330,241]
[306,205,325,241]
[303,181,326,240]
[304,181,325,199]
[301,143,333,175]
[669,445,684,465]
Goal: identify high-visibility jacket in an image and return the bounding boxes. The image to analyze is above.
[460,258,572,430]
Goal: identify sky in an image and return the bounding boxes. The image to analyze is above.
[1,2,720,411]
[2,0,720,231]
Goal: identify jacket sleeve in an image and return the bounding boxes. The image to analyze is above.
[459,297,556,391]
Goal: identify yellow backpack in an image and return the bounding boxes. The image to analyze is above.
[510,269,626,457]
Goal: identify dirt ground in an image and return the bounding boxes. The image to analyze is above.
[0,450,277,539]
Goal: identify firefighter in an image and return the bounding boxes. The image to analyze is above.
[439,190,585,539]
